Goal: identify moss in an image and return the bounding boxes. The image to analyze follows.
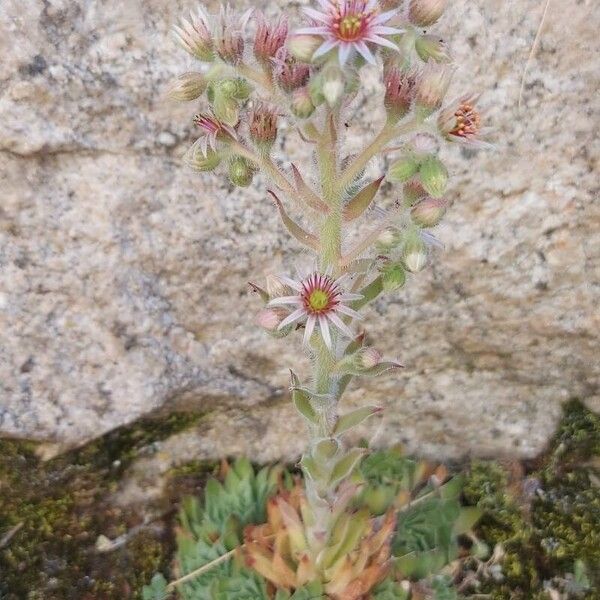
[463,400,600,599]
[0,411,209,599]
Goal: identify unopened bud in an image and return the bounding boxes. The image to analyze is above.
[419,155,448,198]
[380,262,406,291]
[257,308,286,331]
[376,228,402,251]
[167,72,208,101]
[403,178,428,205]
[291,86,316,119]
[288,34,322,63]
[215,78,252,101]
[411,197,447,227]
[275,49,310,92]
[215,7,252,65]
[388,156,420,183]
[184,142,221,172]
[254,15,288,62]
[172,10,214,62]
[408,0,447,27]
[415,34,451,63]
[265,275,292,298]
[228,156,256,187]
[211,88,240,126]
[249,103,278,152]
[415,62,452,117]
[403,237,427,273]
[321,64,345,106]
[384,65,416,122]
[359,347,383,369]
[411,133,439,157]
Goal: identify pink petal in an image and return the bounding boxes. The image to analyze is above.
[365,34,399,51]
[302,7,330,23]
[370,25,404,35]
[303,315,317,345]
[313,38,339,59]
[319,316,332,349]
[338,43,353,65]
[335,305,363,320]
[354,41,376,64]
[279,307,307,330]
[327,313,355,339]
[373,9,399,24]
[295,26,330,35]
[278,276,303,292]
[268,295,302,306]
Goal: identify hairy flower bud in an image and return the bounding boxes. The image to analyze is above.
[265,275,293,299]
[359,347,383,370]
[383,65,416,122]
[408,0,447,27]
[254,14,288,62]
[291,86,316,119]
[214,78,253,101]
[249,103,279,152]
[419,155,448,198]
[215,7,252,65]
[322,64,345,106]
[167,72,208,102]
[403,237,427,273]
[388,156,420,183]
[173,9,214,62]
[288,34,322,63]
[211,90,240,126]
[381,262,406,291]
[228,156,256,187]
[184,141,221,172]
[403,177,428,206]
[257,307,291,334]
[376,228,402,252]
[415,62,452,117]
[411,197,447,227]
[415,34,451,63]
[274,49,310,92]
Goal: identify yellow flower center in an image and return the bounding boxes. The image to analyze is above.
[308,289,329,311]
[338,14,364,40]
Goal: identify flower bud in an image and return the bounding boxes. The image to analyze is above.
[184,142,221,172]
[275,49,310,92]
[254,15,288,62]
[419,155,448,198]
[376,228,402,253]
[410,133,439,157]
[249,103,278,152]
[256,308,293,337]
[265,275,293,299]
[167,72,208,102]
[388,156,420,183]
[415,62,452,117]
[383,65,416,122]
[403,178,428,206]
[358,347,383,370]
[408,0,447,27]
[172,10,214,62]
[411,197,447,228]
[291,86,316,119]
[415,34,451,63]
[215,78,252,101]
[380,262,406,291]
[215,7,252,65]
[288,34,322,63]
[403,237,427,273]
[228,156,255,187]
[212,89,240,127]
[322,64,345,106]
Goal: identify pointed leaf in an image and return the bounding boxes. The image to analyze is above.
[329,448,367,487]
[452,506,482,535]
[350,276,383,310]
[292,381,319,426]
[248,281,270,303]
[361,360,404,377]
[333,405,383,435]
[268,190,320,250]
[343,177,384,221]
[291,163,329,213]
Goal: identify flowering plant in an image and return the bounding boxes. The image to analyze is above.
[147,0,488,597]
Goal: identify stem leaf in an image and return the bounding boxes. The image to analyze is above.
[290,164,329,213]
[333,405,383,435]
[268,190,320,250]
[329,448,367,488]
[343,177,384,221]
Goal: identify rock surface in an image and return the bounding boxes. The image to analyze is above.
[0,0,598,459]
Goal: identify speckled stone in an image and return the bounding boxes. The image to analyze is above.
[0,0,598,459]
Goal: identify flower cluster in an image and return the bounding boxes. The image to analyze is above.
[168,0,488,593]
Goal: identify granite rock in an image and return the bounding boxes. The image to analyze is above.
[0,0,598,459]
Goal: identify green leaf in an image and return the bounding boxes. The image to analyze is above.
[268,190,319,250]
[372,578,409,600]
[142,574,169,600]
[343,176,384,221]
[430,574,461,600]
[329,448,367,487]
[452,506,482,535]
[333,406,383,435]
[289,581,325,599]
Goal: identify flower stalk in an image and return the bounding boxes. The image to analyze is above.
[167,0,487,593]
